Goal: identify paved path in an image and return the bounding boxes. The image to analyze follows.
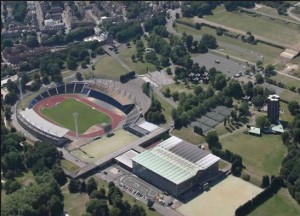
[287,2,300,22]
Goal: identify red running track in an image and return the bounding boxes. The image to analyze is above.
[33,94,126,139]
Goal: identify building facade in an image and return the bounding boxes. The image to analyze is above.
[267,94,280,124]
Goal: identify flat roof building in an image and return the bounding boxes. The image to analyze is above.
[132,136,220,197]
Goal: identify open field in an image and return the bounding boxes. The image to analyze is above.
[176,175,263,216]
[255,5,297,21]
[175,22,283,65]
[61,159,80,173]
[280,101,294,123]
[41,98,111,133]
[204,6,300,45]
[279,89,300,102]
[160,83,194,95]
[72,130,138,163]
[92,54,127,80]
[249,188,300,216]
[172,123,229,146]
[62,185,89,216]
[220,131,286,176]
[272,73,300,88]
[117,40,158,75]
[153,92,173,124]
[61,70,75,78]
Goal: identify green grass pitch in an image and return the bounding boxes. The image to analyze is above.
[41,98,111,133]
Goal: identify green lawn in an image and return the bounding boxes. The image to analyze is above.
[41,98,111,133]
[62,185,89,216]
[279,89,300,103]
[72,130,138,163]
[171,126,206,145]
[280,101,294,123]
[117,40,158,75]
[175,22,283,65]
[92,54,127,80]
[204,6,300,45]
[249,188,300,216]
[272,73,300,88]
[256,5,296,21]
[160,83,194,95]
[15,171,35,186]
[61,159,80,173]
[153,93,173,124]
[220,132,287,176]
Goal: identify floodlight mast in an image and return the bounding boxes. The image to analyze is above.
[19,77,23,100]
[73,112,79,139]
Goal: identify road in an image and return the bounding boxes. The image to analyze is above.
[287,2,300,22]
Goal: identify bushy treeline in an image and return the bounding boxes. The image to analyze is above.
[106,21,143,43]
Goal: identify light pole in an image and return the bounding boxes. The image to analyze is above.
[19,77,23,100]
[73,112,79,139]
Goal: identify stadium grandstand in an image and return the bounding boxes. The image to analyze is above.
[132,136,220,197]
[124,120,158,137]
[18,81,144,146]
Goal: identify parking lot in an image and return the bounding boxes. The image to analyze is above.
[192,53,247,77]
[98,164,173,205]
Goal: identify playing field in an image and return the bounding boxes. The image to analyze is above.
[176,175,263,216]
[220,131,287,176]
[71,130,138,163]
[41,98,111,133]
[204,6,300,45]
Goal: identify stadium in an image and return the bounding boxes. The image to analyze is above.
[16,80,145,147]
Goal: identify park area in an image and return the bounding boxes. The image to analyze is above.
[176,175,263,216]
[249,188,300,216]
[220,132,287,177]
[71,129,138,163]
[40,98,111,133]
[203,6,300,45]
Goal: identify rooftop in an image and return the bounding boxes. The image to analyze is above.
[132,136,220,185]
[268,94,280,101]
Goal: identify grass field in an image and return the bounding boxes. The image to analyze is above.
[175,22,283,65]
[160,83,194,95]
[204,6,300,45]
[62,184,89,216]
[220,131,287,176]
[41,98,111,133]
[280,101,294,123]
[279,89,300,103]
[61,159,80,173]
[153,92,173,124]
[176,175,263,216]
[72,130,138,163]
[91,54,127,80]
[256,5,296,21]
[272,74,300,88]
[249,188,300,216]
[15,171,34,186]
[117,39,158,75]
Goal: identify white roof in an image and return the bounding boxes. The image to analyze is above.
[268,94,280,101]
[20,109,69,137]
[272,124,284,133]
[249,127,261,135]
[1,75,18,86]
[138,121,159,132]
[115,150,139,168]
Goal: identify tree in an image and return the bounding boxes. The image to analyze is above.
[194,126,203,135]
[251,95,264,107]
[76,72,83,81]
[172,91,179,101]
[206,131,221,149]
[3,39,13,48]
[213,73,227,90]
[265,64,275,76]
[49,195,64,216]
[130,204,146,216]
[239,101,249,117]
[87,177,97,195]
[166,68,172,75]
[255,73,264,84]
[261,175,270,188]
[256,116,271,129]
[51,167,67,186]
[200,34,217,49]
[185,35,193,50]
[131,54,136,62]
[90,189,105,200]
[86,199,109,216]
[26,35,39,48]
[288,101,300,115]
[163,87,171,98]
[69,179,80,193]
[67,56,78,70]
[147,199,154,209]
[224,118,227,126]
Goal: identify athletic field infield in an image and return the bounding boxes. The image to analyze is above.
[40,98,111,133]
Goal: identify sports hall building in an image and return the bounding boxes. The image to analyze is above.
[131,136,220,197]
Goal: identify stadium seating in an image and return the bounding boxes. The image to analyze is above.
[41,91,50,99]
[74,83,84,93]
[57,84,66,94]
[48,87,58,96]
[81,87,91,95]
[66,83,75,93]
